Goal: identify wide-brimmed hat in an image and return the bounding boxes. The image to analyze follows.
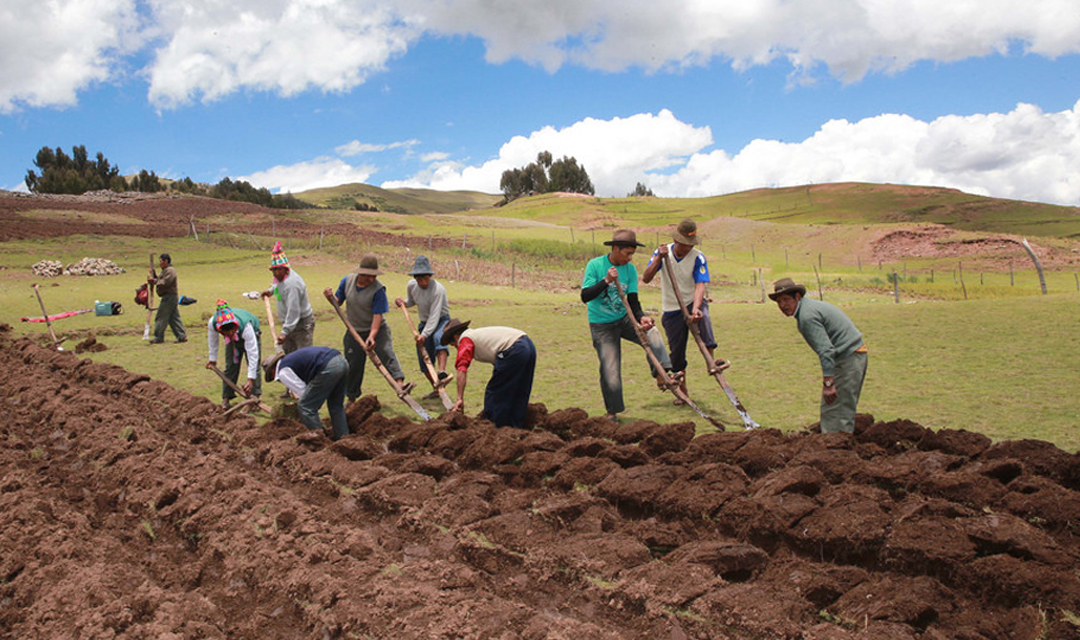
[672,219,700,246]
[268,241,290,270]
[356,253,384,276]
[603,229,645,248]
[408,254,434,276]
[440,318,472,346]
[262,352,284,382]
[768,278,807,300]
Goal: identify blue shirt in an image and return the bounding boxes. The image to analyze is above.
[335,277,389,314]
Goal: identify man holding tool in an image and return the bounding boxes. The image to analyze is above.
[262,241,315,354]
[395,255,452,398]
[580,229,674,422]
[331,253,413,402]
[148,253,187,344]
[441,319,536,429]
[205,299,262,410]
[262,347,349,440]
[641,218,720,403]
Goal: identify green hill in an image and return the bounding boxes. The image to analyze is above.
[296,183,502,214]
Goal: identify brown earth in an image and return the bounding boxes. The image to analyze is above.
[3,325,1080,639]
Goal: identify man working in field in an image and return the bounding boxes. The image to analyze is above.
[329,253,413,402]
[769,278,868,434]
[148,253,187,344]
[262,241,315,353]
[581,229,674,422]
[441,319,536,429]
[205,299,262,409]
[641,218,721,403]
[262,346,349,441]
[395,255,451,397]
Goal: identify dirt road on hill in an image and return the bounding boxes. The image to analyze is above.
[2,325,1079,639]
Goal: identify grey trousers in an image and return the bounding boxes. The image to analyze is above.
[343,324,405,400]
[281,314,315,354]
[819,351,868,434]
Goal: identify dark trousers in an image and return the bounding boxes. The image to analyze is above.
[222,334,262,400]
[482,336,537,429]
[154,294,187,341]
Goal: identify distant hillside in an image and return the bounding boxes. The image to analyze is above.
[296,183,501,214]
[480,182,1080,240]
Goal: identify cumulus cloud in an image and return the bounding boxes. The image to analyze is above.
[0,0,142,113]
[387,102,1080,205]
[4,0,1079,109]
[144,0,420,109]
[240,157,377,193]
[382,109,712,194]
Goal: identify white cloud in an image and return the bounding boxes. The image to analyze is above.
[144,0,420,109]
[381,109,712,195]
[336,139,420,157]
[0,0,142,113]
[405,0,1080,80]
[388,102,1080,205]
[240,157,377,193]
[4,1,1080,109]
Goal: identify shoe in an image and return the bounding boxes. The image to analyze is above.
[422,390,440,401]
[437,371,449,381]
[604,413,619,424]
[148,339,164,344]
[220,399,231,410]
[176,337,188,343]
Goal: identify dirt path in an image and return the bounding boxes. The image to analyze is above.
[1,324,1079,639]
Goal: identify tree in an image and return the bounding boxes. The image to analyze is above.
[629,182,654,197]
[499,150,593,202]
[25,145,123,194]
[129,169,163,193]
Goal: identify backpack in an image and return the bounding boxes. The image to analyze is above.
[134,283,149,307]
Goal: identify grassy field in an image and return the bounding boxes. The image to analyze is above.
[5,225,1079,452]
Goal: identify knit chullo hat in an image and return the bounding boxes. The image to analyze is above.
[213,299,238,331]
[269,241,290,270]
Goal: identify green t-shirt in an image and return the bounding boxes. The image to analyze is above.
[582,254,639,324]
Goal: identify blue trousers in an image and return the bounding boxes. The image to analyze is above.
[297,353,349,440]
[482,336,536,429]
[416,315,450,372]
[589,316,672,415]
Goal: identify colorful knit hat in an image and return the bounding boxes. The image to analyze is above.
[269,241,290,270]
[213,299,238,332]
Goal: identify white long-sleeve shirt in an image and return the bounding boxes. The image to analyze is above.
[207,318,260,381]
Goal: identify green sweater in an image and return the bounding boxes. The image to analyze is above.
[794,297,864,377]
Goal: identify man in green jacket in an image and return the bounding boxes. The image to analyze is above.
[148,253,187,344]
[206,300,262,409]
[769,278,868,434]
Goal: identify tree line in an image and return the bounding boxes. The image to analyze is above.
[25,145,311,210]
[499,151,595,203]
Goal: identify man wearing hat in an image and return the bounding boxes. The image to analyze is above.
[441,319,536,429]
[769,278,868,434]
[330,253,411,401]
[395,255,451,394]
[580,229,674,421]
[148,253,188,343]
[261,241,315,353]
[641,218,720,402]
[205,300,262,409]
[262,346,349,440]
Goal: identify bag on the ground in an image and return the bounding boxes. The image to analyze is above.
[95,301,122,316]
[179,295,197,305]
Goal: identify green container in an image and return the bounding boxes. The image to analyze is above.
[95,301,117,316]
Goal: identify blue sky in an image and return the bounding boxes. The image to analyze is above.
[2,0,1080,205]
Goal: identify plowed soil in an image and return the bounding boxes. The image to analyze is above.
[3,324,1079,639]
